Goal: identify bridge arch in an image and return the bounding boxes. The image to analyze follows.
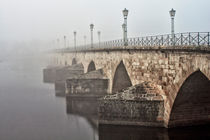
[87,61,96,72]
[112,60,132,93]
[72,58,77,65]
[168,70,210,127]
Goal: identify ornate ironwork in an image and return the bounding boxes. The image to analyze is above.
[59,32,210,52]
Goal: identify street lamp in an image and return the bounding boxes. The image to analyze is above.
[73,31,76,50]
[169,8,176,45]
[57,38,60,48]
[122,23,126,45]
[64,35,66,48]
[84,35,87,47]
[122,8,128,46]
[90,24,94,48]
[97,31,101,48]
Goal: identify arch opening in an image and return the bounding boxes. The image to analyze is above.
[169,70,210,127]
[112,61,132,93]
[87,61,96,72]
[72,58,77,65]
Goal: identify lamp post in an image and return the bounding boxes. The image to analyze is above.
[67,39,69,48]
[122,8,128,46]
[97,31,101,48]
[90,24,94,48]
[122,23,125,45]
[64,35,66,48]
[57,38,60,48]
[84,35,87,47]
[169,8,176,45]
[73,31,76,50]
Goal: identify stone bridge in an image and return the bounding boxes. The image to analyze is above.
[49,32,210,127]
[50,45,210,127]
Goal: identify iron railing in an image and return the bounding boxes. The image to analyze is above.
[59,32,210,52]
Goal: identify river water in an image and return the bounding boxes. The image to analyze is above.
[0,51,209,140]
[0,52,97,140]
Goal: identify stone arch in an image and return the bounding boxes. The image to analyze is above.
[72,58,77,65]
[112,60,132,93]
[168,70,210,127]
[87,61,96,72]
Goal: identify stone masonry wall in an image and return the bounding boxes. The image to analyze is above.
[66,79,109,95]
[99,99,164,127]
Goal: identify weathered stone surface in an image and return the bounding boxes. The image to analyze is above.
[55,63,84,81]
[66,69,109,95]
[104,82,164,101]
[99,82,165,127]
[75,69,105,79]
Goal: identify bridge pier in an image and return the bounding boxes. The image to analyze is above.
[54,64,84,96]
[65,69,108,95]
[43,64,84,96]
[99,82,166,127]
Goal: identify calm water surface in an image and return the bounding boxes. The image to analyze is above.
[0,53,97,140]
[0,52,209,140]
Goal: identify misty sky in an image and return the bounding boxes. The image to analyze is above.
[0,0,210,46]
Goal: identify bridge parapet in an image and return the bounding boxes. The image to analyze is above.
[56,32,210,52]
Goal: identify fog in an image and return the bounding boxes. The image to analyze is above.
[0,0,210,50]
[0,1,210,139]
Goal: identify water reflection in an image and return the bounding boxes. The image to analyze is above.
[66,94,100,134]
[99,125,210,140]
[65,89,210,140]
[99,125,167,140]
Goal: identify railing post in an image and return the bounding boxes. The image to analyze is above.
[198,32,200,46]
[145,37,148,46]
[167,35,170,46]
[173,34,175,46]
[141,37,143,46]
[189,33,191,45]
[151,36,153,46]
[161,35,164,46]
[181,33,183,46]
[137,38,139,46]
[208,32,210,46]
